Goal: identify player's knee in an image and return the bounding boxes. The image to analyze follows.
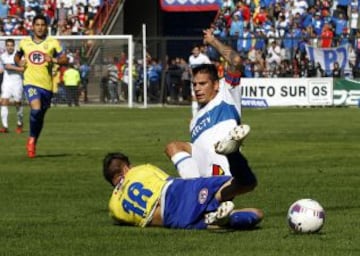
[30,109,42,120]
[164,141,177,158]
[164,141,190,158]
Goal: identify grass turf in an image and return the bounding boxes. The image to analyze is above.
[0,106,359,256]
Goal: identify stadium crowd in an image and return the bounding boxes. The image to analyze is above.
[207,0,360,78]
[2,0,360,104]
[0,0,103,36]
[100,0,359,104]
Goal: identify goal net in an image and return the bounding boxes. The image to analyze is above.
[0,35,137,107]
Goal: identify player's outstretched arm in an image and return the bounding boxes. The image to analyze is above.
[5,64,24,73]
[202,28,242,73]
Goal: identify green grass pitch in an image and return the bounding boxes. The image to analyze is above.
[0,106,359,256]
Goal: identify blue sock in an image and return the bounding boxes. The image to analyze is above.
[229,211,261,230]
[30,109,44,139]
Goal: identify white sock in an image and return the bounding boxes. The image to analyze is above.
[171,152,200,178]
[16,105,23,125]
[1,106,9,128]
[191,100,198,117]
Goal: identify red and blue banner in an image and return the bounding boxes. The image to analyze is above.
[160,0,221,12]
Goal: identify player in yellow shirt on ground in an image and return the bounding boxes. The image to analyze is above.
[14,14,68,158]
[103,128,264,230]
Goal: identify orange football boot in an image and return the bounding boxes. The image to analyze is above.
[16,124,23,134]
[26,137,36,158]
[0,127,9,133]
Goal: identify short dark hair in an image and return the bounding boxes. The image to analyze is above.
[192,44,201,50]
[192,64,219,82]
[102,152,130,185]
[32,14,48,25]
[5,38,15,45]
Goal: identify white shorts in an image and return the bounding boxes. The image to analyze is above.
[191,143,231,177]
[1,81,23,101]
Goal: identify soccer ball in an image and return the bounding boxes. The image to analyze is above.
[287,199,325,233]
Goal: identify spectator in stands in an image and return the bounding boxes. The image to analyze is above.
[348,44,357,68]
[335,0,349,19]
[253,30,266,53]
[331,61,342,78]
[24,6,36,21]
[276,12,289,39]
[266,40,281,67]
[314,62,325,77]
[283,23,301,60]
[88,0,101,27]
[349,5,359,37]
[0,0,9,19]
[229,13,244,37]
[3,18,13,35]
[43,0,55,26]
[8,0,24,17]
[12,20,29,35]
[311,12,324,37]
[237,25,252,58]
[56,1,67,30]
[238,1,250,27]
[294,0,308,15]
[320,23,334,48]
[253,49,266,78]
[243,58,254,78]
[229,14,244,50]
[27,0,41,14]
[338,29,350,46]
[253,7,268,26]
[69,15,83,35]
[221,0,235,11]
[24,15,33,32]
[58,0,74,15]
[333,12,348,45]
[266,25,278,46]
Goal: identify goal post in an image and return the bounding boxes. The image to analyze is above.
[0,35,135,107]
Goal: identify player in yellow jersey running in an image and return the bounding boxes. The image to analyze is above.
[15,14,68,158]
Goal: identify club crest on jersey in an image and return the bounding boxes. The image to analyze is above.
[29,51,45,64]
[198,188,208,204]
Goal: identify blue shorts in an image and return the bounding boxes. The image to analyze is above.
[24,85,53,110]
[163,176,232,229]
